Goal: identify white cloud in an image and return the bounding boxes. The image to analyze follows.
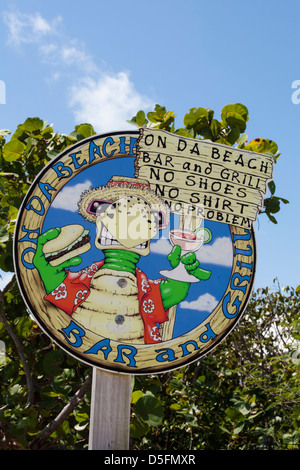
[151,235,233,267]
[3,9,153,130]
[150,237,172,255]
[3,11,61,45]
[69,72,154,132]
[197,236,232,267]
[3,10,95,73]
[52,180,92,212]
[39,40,96,73]
[180,293,218,312]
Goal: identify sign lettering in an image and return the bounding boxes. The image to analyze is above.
[135,129,273,228]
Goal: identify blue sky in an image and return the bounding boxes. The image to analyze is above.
[1,0,299,291]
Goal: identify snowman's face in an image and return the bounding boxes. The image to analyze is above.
[92,196,165,256]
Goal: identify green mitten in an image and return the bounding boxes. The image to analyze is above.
[181,252,211,280]
[33,228,82,294]
[167,245,181,268]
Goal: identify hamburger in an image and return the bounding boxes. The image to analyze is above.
[43,225,91,266]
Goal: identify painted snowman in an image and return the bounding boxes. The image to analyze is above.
[33,176,211,344]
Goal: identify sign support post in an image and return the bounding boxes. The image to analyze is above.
[88,368,132,450]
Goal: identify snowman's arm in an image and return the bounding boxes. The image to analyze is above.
[181,252,211,280]
[160,278,190,310]
[160,247,211,310]
[160,246,190,310]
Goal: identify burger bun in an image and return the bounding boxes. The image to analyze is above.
[43,224,91,267]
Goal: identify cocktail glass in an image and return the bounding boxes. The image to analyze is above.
[159,227,211,283]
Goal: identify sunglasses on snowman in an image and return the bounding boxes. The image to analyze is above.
[86,199,166,228]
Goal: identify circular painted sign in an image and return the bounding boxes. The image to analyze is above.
[14,130,257,374]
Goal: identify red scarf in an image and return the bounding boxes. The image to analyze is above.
[45,261,169,344]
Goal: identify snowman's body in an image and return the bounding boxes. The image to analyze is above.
[72,267,144,343]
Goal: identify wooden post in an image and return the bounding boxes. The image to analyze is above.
[88,368,132,450]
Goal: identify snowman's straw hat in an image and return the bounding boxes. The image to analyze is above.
[78,176,170,226]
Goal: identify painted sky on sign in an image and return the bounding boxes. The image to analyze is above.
[0,0,299,292]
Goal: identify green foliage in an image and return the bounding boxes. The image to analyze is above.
[0,113,297,450]
[0,281,91,449]
[128,103,287,224]
[131,283,300,450]
[0,121,96,273]
[0,119,96,449]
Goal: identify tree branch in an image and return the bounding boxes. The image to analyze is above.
[0,285,35,406]
[29,371,92,450]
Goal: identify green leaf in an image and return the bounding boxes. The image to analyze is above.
[184,107,209,129]
[8,205,18,221]
[225,406,244,422]
[221,103,249,123]
[46,149,60,160]
[0,252,14,272]
[225,112,247,132]
[237,133,248,148]
[3,140,26,161]
[153,104,167,120]
[130,415,149,438]
[231,399,252,415]
[268,181,276,195]
[74,123,96,139]
[147,111,162,123]
[233,422,245,434]
[168,378,186,392]
[43,350,64,376]
[51,419,70,438]
[14,317,32,338]
[74,412,89,423]
[131,390,144,404]
[174,128,194,138]
[266,213,278,224]
[42,126,53,138]
[226,126,241,145]
[246,138,279,156]
[21,117,44,133]
[183,412,198,426]
[135,394,164,426]
[16,408,38,430]
[199,125,213,140]
[135,110,146,127]
[170,403,181,411]
[219,425,231,435]
[265,196,288,215]
[210,119,219,138]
